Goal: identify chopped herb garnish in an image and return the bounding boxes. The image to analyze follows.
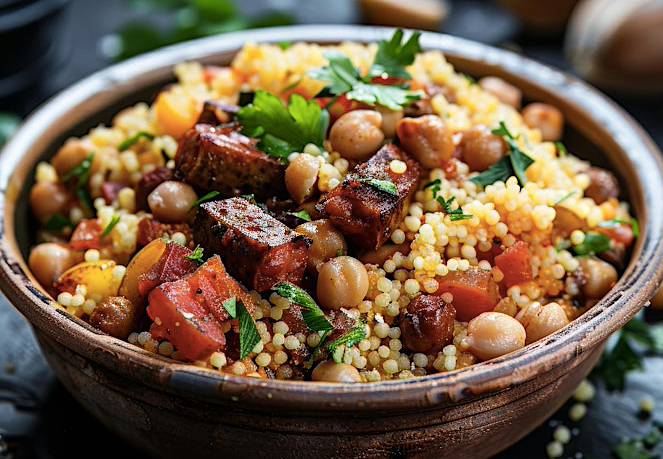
[555,191,576,205]
[288,210,312,221]
[598,218,641,237]
[462,73,477,85]
[185,245,204,262]
[241,193,257,204]
[43,214,72,231]
[101,215,121,237]
[367,29,421,80]
[423,178,441,190]
[425,179,473,220]
[306,329,330,368]
[281,78,302,93]
[357,177,399,196]
[470,122,535,187]
[336,249,347,257]
[118,131,154,151]
[279,41,292,50]
[555,141,568,157]
[189,190,220,211]
[221,297,237,319]
[238,90,329,162]
[76,188,95,211]
[632,218,641,237]
[572,231,612,256]
[63,153,95,189]
[238,91,254,106]
[271,282,334,332]
[219,297,260,360]
[326,323,367,363]
[555,239,572,252]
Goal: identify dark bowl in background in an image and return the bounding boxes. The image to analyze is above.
[1,25,663,459]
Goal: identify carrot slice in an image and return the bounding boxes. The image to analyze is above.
[494,241,533,288]
[435,267,501,322]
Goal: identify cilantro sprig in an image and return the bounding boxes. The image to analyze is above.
[189,191,221,211]
[185,245,204,262]
[470,122,535,187]
[424,179,473,221]
[271,282,334,332]
[238,90,330,162]
[62,153,96,212]
[357,177,399,196]
[221,297,261,360]
[367,29,421,80]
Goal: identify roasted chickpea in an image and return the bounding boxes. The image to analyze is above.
[147,180,198,223]
[317,256,369,310]
[465,312,526,361]
[522,102,564,142]
[295,219,347,272]
[399,295,455,353]
[584,167,620,205]
[461,126,508,172]
[311,360,361,383]
[285,153,320,204]
[376,105,404,138]
[358,242,410,265]
[516,301,570,344]
[28,243,79,288]
[30,182,70,222]
[576,256,618,299]
[396,115,454,169]
[330,110,384,160]
[52,138,96,178]
[478,76,522,109]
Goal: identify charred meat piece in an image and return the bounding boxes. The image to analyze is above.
[136,216,194,249]
[316,144,419,250]
[101,182,129,205]
[138,241,199,298]
[400,295,455,354]
[89,296,139,339]
[196,101,240,125]
[134,167,175,211]
[175,124,287,200]
[584,167,619,204]
[193,197,311,291]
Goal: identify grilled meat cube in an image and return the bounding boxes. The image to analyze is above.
[175,124,287,201]
[196,101,240,125]
[316,144,419,250]
[193,197,311,291]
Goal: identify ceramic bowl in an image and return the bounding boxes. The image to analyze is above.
[1,25,663,459]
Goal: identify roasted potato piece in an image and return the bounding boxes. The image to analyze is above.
[55,260,122,300]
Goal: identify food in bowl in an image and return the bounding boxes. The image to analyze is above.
[26,30,637,383]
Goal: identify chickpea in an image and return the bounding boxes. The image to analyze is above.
[585,167,619,205]
[461,125,508,172]
[285,154,320,204]
[576,256,618,299]
[358,242,410,265]
[465,312,526,361]
[522,102,564,142]
[30,182,70,222]
[311,360,361,383]
[52,138,96,178]
[376,105,404,138]
[295,219,347,272]
[28,243,78,288]
[396,115,454,169]
[317,256,369,310]
[330,110,384,160]
[478,76,522,109]
[147,180,198,223]
[516,302,570,345]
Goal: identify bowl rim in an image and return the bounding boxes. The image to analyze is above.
[2,24,663,411]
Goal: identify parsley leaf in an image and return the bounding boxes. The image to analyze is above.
[119,131,154,151]
[271,282,334,332]
[357,177,399,196]
[326,323,367,363]
[287,210,312,222]
[437,195,473,221]
[572,231,611,256]
[43,214,72,231]
[185,245,204,262]
[279,41,292,50]
[367,29,421,80]
[63,153,95,189]
[238,90,329,161]
[101,215,121,237]
[189,191,220,211]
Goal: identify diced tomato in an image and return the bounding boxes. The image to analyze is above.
[435,267,501,322]
[596,224,635,247]
[317,95,369,122]
[494,241,533,288]
[138,242,198,297]
[70,219,103,251]
[147,279,226,361]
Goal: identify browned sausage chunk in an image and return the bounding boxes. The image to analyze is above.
[585,167,620,204]
[175,124,286,201]
[89,296,138,339]
[193,197,311,291]
[399,295,455,354]
[136,216,194,249]
[316,144,420,250]
[196,101,240,125]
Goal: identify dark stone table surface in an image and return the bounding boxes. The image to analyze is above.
[1,1,662,458]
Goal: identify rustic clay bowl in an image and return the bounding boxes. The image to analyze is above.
[1,25,663,459]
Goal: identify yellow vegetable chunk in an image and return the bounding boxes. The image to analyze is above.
[118,239,167,308]
[55,260,122,301]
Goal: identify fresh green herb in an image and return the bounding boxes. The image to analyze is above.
[101,215,121,237]
[189,190,220,211]
[63,153,95,189]
[470,122,535,187]
[241,193,257,204]
[326,324,367,363]
[118,131,154,151]
[357,177,399,196]
[185,245,205,262]
[632,218,641,237]
[0,112,21,148]
[555,239,572,252]
[336,249,347,257]
[238,90,330,161]
[423,178,441,190]
[555,191,576,206]
[305,329,330,368]
[221,296,237,319]
[643,428,663,448]
[367,29,421,80]
[281,79,302,93]
[219,297,260,359]
[279,41,292,50]
[572,231,611,256]
[271,282,334,332]
[598,218,641,237]
[77,188,95,212]
[462,73,477,85]
[555,141,568,157]
[437,195,473,221]
[43,214,72,231]
[287,210,312,222]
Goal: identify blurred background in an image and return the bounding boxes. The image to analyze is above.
[1,0,662,458]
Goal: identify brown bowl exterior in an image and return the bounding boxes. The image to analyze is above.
[1,26,663,459]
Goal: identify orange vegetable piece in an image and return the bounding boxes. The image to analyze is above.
[435,267,501,322]
[118,239,167,308]
[154,89,201,139]
[70,218,103,251]
[494,241,533,288]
